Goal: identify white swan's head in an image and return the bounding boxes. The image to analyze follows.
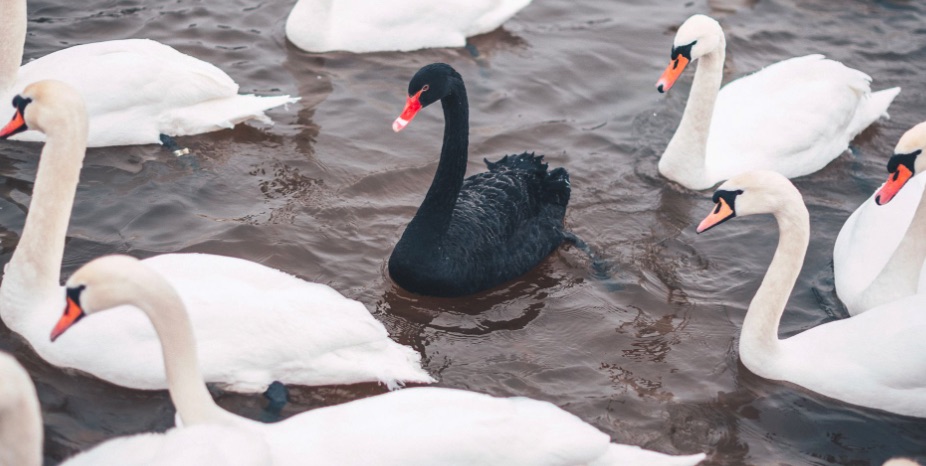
[875,121,926,205]
[656,14,724,93]
[697,170,802,233]
[0,80,87,140]
[50,255,148,342]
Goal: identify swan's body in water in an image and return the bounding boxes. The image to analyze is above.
[285,0,533,53]
[48,255,707,466]
[834,121,926,315]
[0,0,295,147]
[655,14,899,190]
[389,63,571,297]
[0,80,432,394]
[697,170,926,417]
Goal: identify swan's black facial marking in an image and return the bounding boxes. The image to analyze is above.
[66,285,86,308]
[697,189,743,234]
[712,189,743,212]
[887,150,921,177]
[671,41,697,61]
[0,95,33,139]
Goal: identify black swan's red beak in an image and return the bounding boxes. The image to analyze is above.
[393,89,424,132]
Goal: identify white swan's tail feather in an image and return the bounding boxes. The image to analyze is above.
[159,94,299,137]
[848,86,901,138]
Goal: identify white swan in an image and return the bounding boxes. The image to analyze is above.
[0,0,296,148]
[834,122,926,315]
[0,351,273,466]
[50,254,707,466]
[285,0,532,53]
[0,80,433,393]
[697,170,926,418]
[655,14,900,190]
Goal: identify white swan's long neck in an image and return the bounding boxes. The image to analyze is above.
[285,0,333,51]
[0,119,86,327]
[0,363,43,466]
[738,200,809,377]
[868,189,926,300]
[658,41,725,190]
[125,274,238,426]
[0,0,26,93]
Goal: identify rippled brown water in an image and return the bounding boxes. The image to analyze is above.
[1,0,925,464]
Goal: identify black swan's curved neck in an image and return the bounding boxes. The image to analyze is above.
[411,78,469,234]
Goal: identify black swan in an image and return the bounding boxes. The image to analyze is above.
[388,63,572,297]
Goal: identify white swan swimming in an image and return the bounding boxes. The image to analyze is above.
[655,14,899,190]
[49,254,707,466]
[0,351,273,466]
[697,170,926,417]
[834,121,926,315]
[285,0,533,53]
[0,0,296,148]
[0,80,432,393]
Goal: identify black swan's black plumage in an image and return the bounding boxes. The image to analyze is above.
[388,63,571,297]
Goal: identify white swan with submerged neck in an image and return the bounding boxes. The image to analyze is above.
[0,351,273,466]
[656,14,900,190]
[0,80,433,393]
[285,0,532,53]
[697,170,926,417]
[49,254,707,466]
[834,121,926,315]
[0,0,296,148]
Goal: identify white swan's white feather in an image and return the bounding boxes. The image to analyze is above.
[285,0,532,53]
[7,39,297,147]
[249,387,706,466]
[707,55,894,182]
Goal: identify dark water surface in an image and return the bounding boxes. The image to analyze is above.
[1,0,925,464]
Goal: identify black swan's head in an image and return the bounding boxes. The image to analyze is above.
[392,63,462,132]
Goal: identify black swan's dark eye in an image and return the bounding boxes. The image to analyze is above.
[421,84,429,92]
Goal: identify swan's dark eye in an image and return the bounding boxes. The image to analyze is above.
[421,84,429,92]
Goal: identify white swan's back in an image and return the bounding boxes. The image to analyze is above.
[261,387,706,466]
[285,0,532,53]
[707,55,898,182]
[11,39,296,147]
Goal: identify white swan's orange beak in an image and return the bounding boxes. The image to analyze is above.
[50,296,85,342]
[697,197,735,233]
[875,164,913,206]
[0,109,27,139]
[656,56,690,93]
[393,89,424,132]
